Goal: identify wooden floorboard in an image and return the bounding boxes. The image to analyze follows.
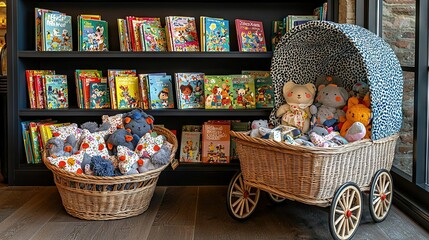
[0,187,62,240]
[0,186,426,240]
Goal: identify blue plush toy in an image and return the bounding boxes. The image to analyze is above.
[81,121,111,133]
[90,155,115,177]
[123,109,154,141]
[151,141,173,168]
[105,129,135,155]
[63,135,79,156]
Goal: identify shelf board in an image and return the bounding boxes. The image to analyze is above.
[19,108,272,117]
[18,51,273,59]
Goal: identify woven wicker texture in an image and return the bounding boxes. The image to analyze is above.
[43,126,178,220]
[231,131,398,207]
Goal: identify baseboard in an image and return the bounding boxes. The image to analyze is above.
[394,190,429,232]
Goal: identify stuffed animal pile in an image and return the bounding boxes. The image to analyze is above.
[45,108,173,175]
[254,75,372,148]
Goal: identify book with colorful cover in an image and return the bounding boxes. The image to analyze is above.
[34,75,46,109]
[147,74,174,109]
[75,69,102,109]
[25,70,55,108]
[231,75,256,109]
[89,81,110,109]
[80,19,109,51]
[204,17,229,52]
[21,121,34,164]
[107,69,137,109]
[179,131,201,163]
[235,19,267,52]
[35,8,61,51]
[204,75,233,109]
[44,75,69,109]
[201,122,230,163]
[175,72,205,109]
[287,15,318,30]
[140,23,167,52]
[117,19,131,51]
[271,20,284,51]
[138,74,150,110]
[166,16,199,51]
[29,121,41,164]
[242,70,274,108]
[115,76,140,109]
[77,14,102,50]
[81,76,102,109]
[42,12,72,51]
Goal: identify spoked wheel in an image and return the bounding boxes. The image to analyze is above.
[226,171,260,221]
[369,169,393,223]
[266,192,286,204]
[329,182,363,240]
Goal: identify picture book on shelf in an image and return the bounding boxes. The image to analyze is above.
[117,19,131,51]
[242,70,274,108]
[35,8,61,51]
[108,69,137,109]
[115,76,140,109]
[231,75,256,109]
[235,19,267,52]
[140,21,167,51]
[230,121,249,160]
[89,81,110,109]
[271,20,284,51]
[147,74,175,109]
[204,75,233,109]
[75,69,102,109]
[175,72,205,109]
[42,12,72,51]
[44,74,69,109]
[180,130,201,163]
[204,17,229,52]
[26,70,55,108]
[80,19,109,51]
[166,16,199,51]
[201,122,230,164]
[81,76,102,109]
[138,74,150,110]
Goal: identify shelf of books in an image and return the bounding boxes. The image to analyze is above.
[19,108,272,117]
[18,51,274,59]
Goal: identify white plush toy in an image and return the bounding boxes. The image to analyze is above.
[276,81,316,133]
[249,119,270,138]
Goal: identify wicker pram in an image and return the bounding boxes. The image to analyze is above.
[43,126,178,220]
[227,21,403,240]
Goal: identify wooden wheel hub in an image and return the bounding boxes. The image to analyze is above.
[243,191,249,199]
[345,210,352,218]
[381,194,386,201]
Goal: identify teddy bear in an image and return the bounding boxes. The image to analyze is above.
[340,97,372,139]
[105,128,135,155]
[80,121,111,133]
[249,119,270,138]
[313,84,349,129]
[123,109,154,141]
[46,135,79,157]
[275,81,316,133]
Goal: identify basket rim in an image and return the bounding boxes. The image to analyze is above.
[43,126,178,181]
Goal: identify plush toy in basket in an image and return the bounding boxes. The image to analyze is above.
[43,109,178,220]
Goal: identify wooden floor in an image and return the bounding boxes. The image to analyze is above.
[0,185,427,240]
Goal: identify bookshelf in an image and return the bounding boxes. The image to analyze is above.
[8,0,335,185]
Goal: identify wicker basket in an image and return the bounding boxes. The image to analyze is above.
[43,126,178,220]
[230,131,398,207]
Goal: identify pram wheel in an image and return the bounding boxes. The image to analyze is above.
[369,169,393,223]
[329,182,363,240]
[226,171,260,221]
[266,192,286,204]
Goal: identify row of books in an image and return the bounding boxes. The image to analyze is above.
[26,69,274,110]
[35,8,73,51]
[78,14,109,51]
[25,70,69,109]
[179,121,250,164]
[21,119,69,164]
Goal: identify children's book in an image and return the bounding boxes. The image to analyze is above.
[75,69,102,109]
[35,8,61,51]
[42,12,72,51]
[179,131,201,163]
[34,75,46,109]
[140,21,167,52]
[235,19,267,52]
[287,15,318,30]
[231,75,256,109]
[230,121,249,160]
[115,76,140,109]
[77,14,102,50]
[204,17,229,52]
[271,20,284,51]
[107,69,137,109]
[147,74,175,109]
[201,122,230,163]
[89,81,110,109]
[81,76,102,109]
[117,19,131,51]
[175,72,205,109]
[166,16,199,51]
[242,70,274,108]
[80,19,109,51]
[25,70,55,108]
[21,121,34,164]
[138,74,150,110]
[44,75,69,109]
[204,75,233,109]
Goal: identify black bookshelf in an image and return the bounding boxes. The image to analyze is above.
[8,0,336,185]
